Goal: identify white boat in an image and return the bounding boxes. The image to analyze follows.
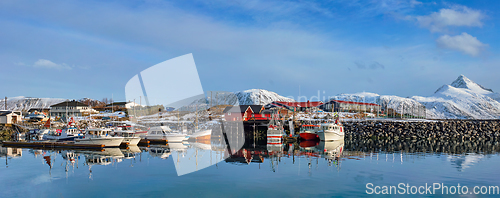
[112,129,141,146]
[75,128,124,147]
[44,127,83,141]
[141,126,187,143]
[189,129,212,141]
[267,111,284,144]
[316,122,344,141]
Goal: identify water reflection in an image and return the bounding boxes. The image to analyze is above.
[2,138,500,177]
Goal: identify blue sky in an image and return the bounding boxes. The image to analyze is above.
[1,0,499,101]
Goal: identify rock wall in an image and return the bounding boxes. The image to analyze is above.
[344,120,500,141]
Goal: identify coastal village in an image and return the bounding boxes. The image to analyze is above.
[1,75,500,178]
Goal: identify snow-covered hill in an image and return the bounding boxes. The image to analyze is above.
[0,96,67,112]
[330,75,500,119]
[234,89,295,105]
[178,89,295,111]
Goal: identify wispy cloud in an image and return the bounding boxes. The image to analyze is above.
[33,59,72,70]
[415,5,484,32]
[436,33,487,57]
[354,61,385,70]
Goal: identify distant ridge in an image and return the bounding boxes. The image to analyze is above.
[330,75,500,119]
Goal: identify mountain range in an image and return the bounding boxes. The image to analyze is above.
[331,75,500,119]
[2,75,498,119]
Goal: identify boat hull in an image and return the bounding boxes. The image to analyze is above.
[189,129,212,141]
[165,135,186,143]
[299,132,319,140]
[317,130,344,141]
[121,137,141,146]
[74,137,124,147]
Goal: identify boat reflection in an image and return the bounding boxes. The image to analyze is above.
[148,145,172,159]
[121,146,141,160]
[3,137,500,177]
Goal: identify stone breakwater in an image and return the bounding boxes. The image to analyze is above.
[344,138,500,154]
[344,120,500,141]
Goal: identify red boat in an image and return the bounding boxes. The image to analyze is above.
[299,124,320,140]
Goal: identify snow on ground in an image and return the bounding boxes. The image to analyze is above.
[0,96,66,111]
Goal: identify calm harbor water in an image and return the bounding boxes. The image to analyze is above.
[2,139,500,197]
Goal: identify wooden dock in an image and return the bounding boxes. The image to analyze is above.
[143,139,168,144]
[1,141,105,149]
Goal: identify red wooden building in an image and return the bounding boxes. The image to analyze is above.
[223,105,271,122]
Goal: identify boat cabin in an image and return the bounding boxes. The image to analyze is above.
[86,128,113,137]
[147,126,172,135]
[300,125,320,132]
[320,124,342,132]
[114,130,137,137]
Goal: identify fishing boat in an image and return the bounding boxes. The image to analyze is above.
[141,126,187,143]
[43,127,82,141]
[74,128,124,147]
[299,124,320,140]
[267,110,284,144]
[44,117,83,141]
[316,122,344,141]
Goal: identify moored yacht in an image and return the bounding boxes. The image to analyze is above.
[141,126,187,143]
[188,129,212,142]
[112,126,141,146]
[75,128,124,147]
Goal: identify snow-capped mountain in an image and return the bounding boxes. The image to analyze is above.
[233,89,295,105]
[0,96,67,112]
[179,89,295,111]
[330,75,500,119]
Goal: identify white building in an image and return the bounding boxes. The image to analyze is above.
[0,110,22,124]
[50,100,98,117]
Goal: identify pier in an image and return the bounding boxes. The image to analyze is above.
[1,141,105,149]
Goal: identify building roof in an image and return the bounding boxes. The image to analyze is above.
[0,111,13,116]
[223,105,263,113]
[328,100,380,106]
[274,101,324,108]
[106,102,128,107]
[50,100,88,107]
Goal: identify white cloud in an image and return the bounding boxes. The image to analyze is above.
[436,32,487,56]
[416,6,484,32]
[33,59,72,70]
[410,0,423,7]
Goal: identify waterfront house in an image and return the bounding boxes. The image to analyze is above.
[0,110,22,124]
[50,100,98,117]
[223,105,270,122]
